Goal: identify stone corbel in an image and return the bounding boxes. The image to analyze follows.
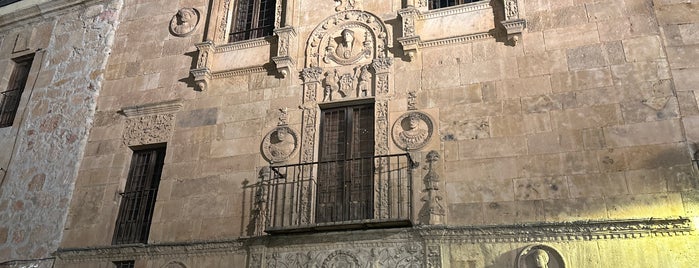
[398,7,421,61]
[191,41,214,91]
[501,0,526,46]
[272,27,297,78]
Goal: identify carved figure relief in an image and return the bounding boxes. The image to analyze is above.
[170,8,199,37]
[517,245,565,268]
[321,64,373,101]
[392,112,433,151]
[321,251,360,268]
[123,114,175,146]
[262,126,298,163]
[324,28,372,65]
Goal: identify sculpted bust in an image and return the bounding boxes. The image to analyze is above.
[170,8,199,37]
[392,112,433,151]
[517,245,564,268]
[262,126,298,163]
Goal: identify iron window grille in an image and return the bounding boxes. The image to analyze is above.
[1,55,32,128]
[429,0,483,10]
[112,147,166,245]
[229,0,276,42]
[113,261,135,268]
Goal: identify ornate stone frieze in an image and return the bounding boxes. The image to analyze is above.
[121,99,183,117]
[425,244,442,268]
[261,126,299,163]
[264,245,424,268]
[334,0,363,12]
[517,244,565,268]
[320,64,373,101]
[392,112,434,151]
[55,240,246,262]
[122,114,175,147]
[169,8,199,37]
[419,32,495,48]
[306,10,391,68]
[301,67,324,84]
[211,66,268,79]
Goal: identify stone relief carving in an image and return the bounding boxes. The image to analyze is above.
[419,151,445,225]
[264,246,424,268]
[426,245,442,268]
[321,64,373,101]
[334,0,362,12]
[247,167,269,236]
[261,126,298,163]
[392,112,433,151]
[217,0,231,43]
[408,91,417,110]
[170,8,199,37]
[273,27,298,77]
[516,245,565,268]
[323,28,373,65]
[123,114,175,146]
[162,261,187,268]
[192,41,214,91]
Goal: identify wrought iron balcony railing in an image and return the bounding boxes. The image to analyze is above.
[253,153,417,234]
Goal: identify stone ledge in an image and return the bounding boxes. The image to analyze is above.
[120,99,183,118]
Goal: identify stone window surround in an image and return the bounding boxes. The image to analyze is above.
[398,0,526,60]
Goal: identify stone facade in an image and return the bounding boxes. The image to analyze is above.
[0,0,121,267]
[0,0,696,267]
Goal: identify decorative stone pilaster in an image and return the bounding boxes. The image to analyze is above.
[398,7,421,61]
[191,41,214,91]
[272,27,297,77]
[371,57,392,96]
[419,151,445,225]
[300,67,323,163]
[501,0,526,46]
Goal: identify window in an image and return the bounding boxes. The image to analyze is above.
[229,0,276,42]
[316,104,375,223]
[113,147,166,244]
[429,0,482,10]
[113,261,135,268]
[0,0,22,8]
[1,55,32,128]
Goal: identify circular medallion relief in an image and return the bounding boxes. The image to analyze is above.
[392,111,434,151]
[169,8,200,37]
[261,126,298,163]
[516,244,565,268]
[321,250,360,268]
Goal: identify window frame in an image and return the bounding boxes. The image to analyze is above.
[428,0,483,10]
[229,0,277,42]
[0,54,33,128]
[112,146,166,245]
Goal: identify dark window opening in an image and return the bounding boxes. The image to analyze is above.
[113,261,135,268]
[229,0,277,42]
[316,104,375,223]
[1,55,33,128]
[0,0,22,8]
[429,0,482,10]
[112,146,166,245]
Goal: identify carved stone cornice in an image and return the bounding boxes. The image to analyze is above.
[211,66,268,79]
[501,19,527,46]
[120,99,183,117]
[416,218,695,243]
[417,1,491,20]
[55,240,247,262]
[419,32,496,48]
[215,37,274,53]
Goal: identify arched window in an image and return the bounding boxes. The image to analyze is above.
[230,0,277,42]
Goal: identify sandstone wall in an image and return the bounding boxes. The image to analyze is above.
[0,0,121,265]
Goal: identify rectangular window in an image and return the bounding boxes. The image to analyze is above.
[113,147,166,245]
[113,261,135,268]
[229,0,276,42]
[429,0,482,10]
[0,55,32,128]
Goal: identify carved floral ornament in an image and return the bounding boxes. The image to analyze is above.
[123,114,176,146]
[261,126,299,163]
[169,8,200,37]
[392,111,434,151]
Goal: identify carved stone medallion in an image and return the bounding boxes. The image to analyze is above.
[392,111,433,151]
[162,261,187,268]
[321,250,361,268]
[516,245,565,268]
[170,8,200,37]
[261,126,298,163]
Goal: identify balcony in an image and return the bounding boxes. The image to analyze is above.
[255,153,417,234]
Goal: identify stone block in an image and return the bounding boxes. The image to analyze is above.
[620,98,679,123]
[543,23,599,51]
[603,41,627,65]
[483,200,545,224]
[575,86,632,107]
[210,137,258,158]
[677,91,699,116]
[447,203,484,226]
[663,165,698,192]
[490,115,526,137]
[422,43,472,67]
[672,68,699,92]
[218,101,269,123]
[421,64,460,90]
[457,137,527,159]
[622,35,665,62]
[459,58,517,84]
[551,104,622,130]
[440,117,490,141]
[583,128,606,150]
[603,119,683,147]
[568,172,628,198]
[625,168,668,194]
[611,61,667,85]
[517,50,568,77]
[678,22,699,45]
[523,31,546,55]
[446,164,516,203]
[495,75,552,99]
[682,190,699,216]
[566,44,607,70]
[514,176,569,200]
[527,130,583,155]
[606,193,684,219]
[518,151,599,177]
[622,143,690,170]
[200,154,257,176]
[176,108,218,128]
[521,93,576,113]
[543,197,608,221]
[585,1,626,22]
[666,44,699,69]
[654,2,699,25]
